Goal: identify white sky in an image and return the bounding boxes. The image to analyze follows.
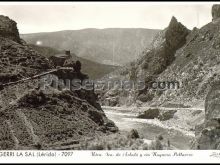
[0,2,216,34]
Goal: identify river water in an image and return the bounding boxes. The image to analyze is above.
[103,107,195,150]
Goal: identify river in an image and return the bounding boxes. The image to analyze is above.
[103,107,196,150]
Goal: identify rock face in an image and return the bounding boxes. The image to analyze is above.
[195,83,220,149]
[212,5,220,21]
[0,15,21,43]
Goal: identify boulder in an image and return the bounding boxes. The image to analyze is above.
[137,108,160,119]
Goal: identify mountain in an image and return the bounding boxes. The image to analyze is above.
[101,10,220,108]
[29,44,120,79]
[0,15,118,150]
[21,28,160,65]
[100,5,220,149]
[99,16,190,106]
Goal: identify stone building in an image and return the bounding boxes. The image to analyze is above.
[49,50,71,67]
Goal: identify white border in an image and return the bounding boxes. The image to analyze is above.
[0,1,219,5]
[0,150,219,163]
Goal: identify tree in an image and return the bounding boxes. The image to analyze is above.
[74,60,81,72]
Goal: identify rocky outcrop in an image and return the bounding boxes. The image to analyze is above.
[0,15,21,43]
[165,16,190,50]
[195,83,220,149]
[212,4,220,21]
[142,16,188,75]
[137,16,189,78]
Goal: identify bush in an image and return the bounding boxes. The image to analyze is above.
[148,139,163,150]
[128,129,140,139]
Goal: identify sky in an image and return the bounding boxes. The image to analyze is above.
[0,2,216,34]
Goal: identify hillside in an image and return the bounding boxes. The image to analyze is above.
[0,15,118,150]
[0,16,52,85]
[29,44,119,79]
[21,28,160,65]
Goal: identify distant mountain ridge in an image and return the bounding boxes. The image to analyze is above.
[21,28,160,65]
